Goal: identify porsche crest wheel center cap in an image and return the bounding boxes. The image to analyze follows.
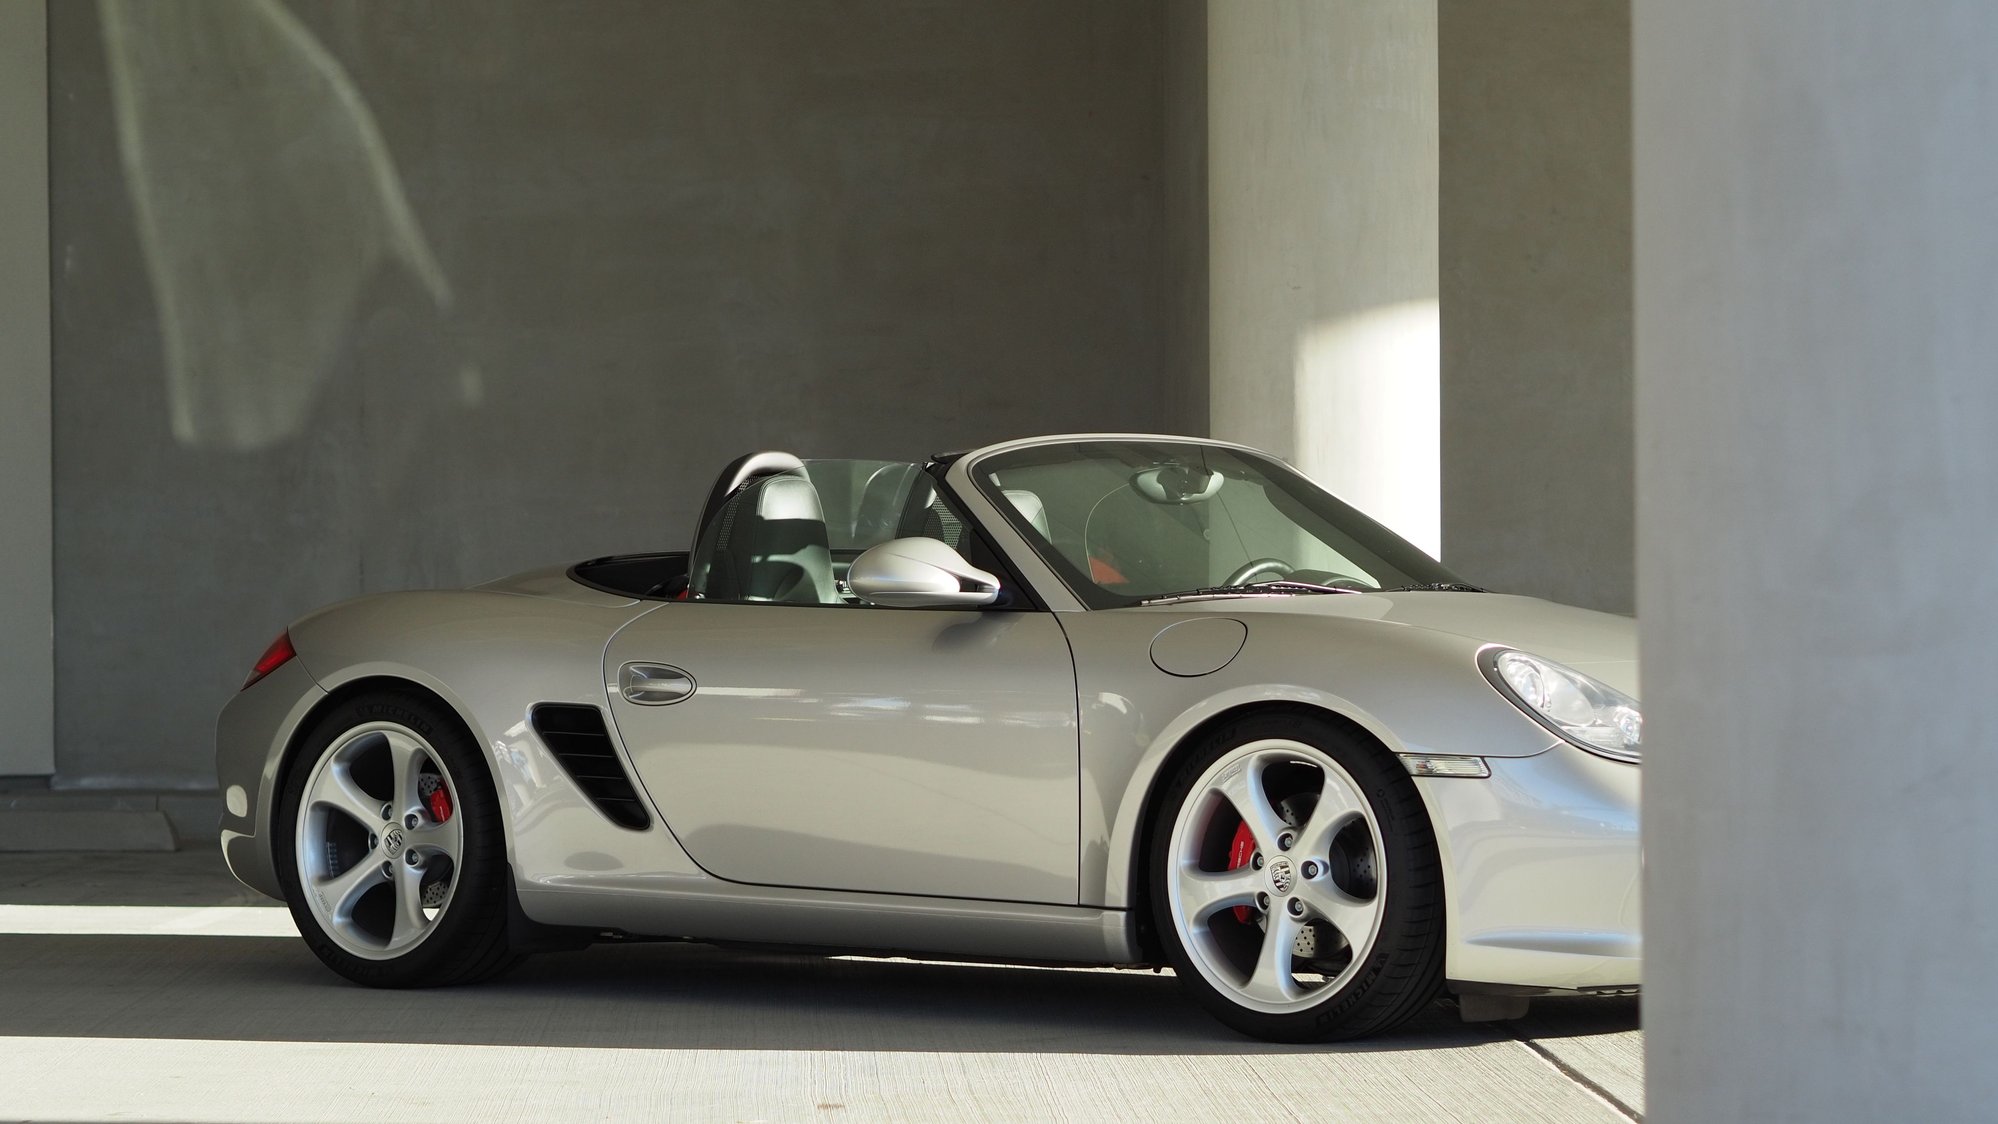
[1267,855,1296,895]
[382,826,406,859]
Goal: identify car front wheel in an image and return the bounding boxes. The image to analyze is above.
[275,688,518,987]
[1150,712,1445,1041]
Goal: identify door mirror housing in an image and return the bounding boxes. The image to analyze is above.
[848,538,1001,608]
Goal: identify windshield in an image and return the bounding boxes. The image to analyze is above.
[971,440,1470,608]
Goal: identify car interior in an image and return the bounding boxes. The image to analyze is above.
[569,452,1032,607]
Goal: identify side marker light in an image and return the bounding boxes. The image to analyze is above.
[1398,754,1491,779]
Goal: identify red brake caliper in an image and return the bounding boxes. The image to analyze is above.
[1226,821,1257,922]
[426,782,453,823]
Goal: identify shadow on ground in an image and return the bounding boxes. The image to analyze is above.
[0,930,1635,1056]
[0,850,1637,1057]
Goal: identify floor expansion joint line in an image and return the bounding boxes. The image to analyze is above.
[1512,1032,1642,1123]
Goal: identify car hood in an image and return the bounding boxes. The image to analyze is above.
[1168,592,1638,695]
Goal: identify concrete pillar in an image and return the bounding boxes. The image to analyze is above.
[0,0,53,779]
[1438,0,1632,612]
[1207,0,1439,555]
[1637,3,1998,1120]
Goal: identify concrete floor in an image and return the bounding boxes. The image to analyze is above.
[0,852,1642,1122]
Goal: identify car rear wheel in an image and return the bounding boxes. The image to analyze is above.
[1150,712,1444,1041]
[275,688,518,987]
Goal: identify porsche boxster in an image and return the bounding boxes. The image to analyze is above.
[216,434,1641,1041]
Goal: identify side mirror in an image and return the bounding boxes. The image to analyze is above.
[848,538,1001,608]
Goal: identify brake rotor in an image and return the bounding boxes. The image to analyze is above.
[420,870,451,908]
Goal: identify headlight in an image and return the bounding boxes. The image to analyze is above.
[1481,648,1642,763]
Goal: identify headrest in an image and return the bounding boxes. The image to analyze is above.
[1001,489,1051,539]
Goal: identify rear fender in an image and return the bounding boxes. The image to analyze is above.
[285,592,706,894]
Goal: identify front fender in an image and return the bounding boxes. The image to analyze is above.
[1061,606,1555,910]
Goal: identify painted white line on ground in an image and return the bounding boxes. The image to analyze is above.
[0,904,297,937]
[0,1035,1632,1124]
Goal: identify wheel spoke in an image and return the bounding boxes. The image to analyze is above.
[385,729,426,818]
[1300,880,1382,946]
[1177,864,1261,924]
[1295,808,1361,873]
[317,854,385,919]
[1242,910,1306,1004]
[307,765,381,830]
[389,864,429,944]
[1213,753,1288,854]
[406,810,462,862]
[1295,775,1366,861]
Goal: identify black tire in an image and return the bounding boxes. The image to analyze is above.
[274,686,521,987]
[1148,711,1445,1041]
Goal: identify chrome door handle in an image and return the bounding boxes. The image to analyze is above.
[620,663,696,706]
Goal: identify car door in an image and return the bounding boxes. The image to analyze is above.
[603,601,1080,904]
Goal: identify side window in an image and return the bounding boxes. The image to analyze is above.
[804,460,927,555]
[688,474,839,606]
[689,466,1037,610]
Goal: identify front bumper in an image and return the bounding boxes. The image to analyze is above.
[1415,740,1642,991]
[215,656,326,901]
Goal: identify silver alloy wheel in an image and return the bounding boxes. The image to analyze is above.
[1164,738,1388,1014]
[294,721,464,960]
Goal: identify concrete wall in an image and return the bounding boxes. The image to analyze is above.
[49,0,1181,789]
[1162,0,1208,434]
[1207,0,1441,556]
[1637,1,1998,1118]
[0,0,54,779]
[1438,0,1633,613]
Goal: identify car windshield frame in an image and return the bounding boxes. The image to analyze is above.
[966,439,1471,610]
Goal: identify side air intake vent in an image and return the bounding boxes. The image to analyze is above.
[529,704,651,830]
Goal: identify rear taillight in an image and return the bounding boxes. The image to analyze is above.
[242,631,296,690]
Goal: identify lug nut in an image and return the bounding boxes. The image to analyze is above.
[380,803,393,822]
[405,850,423,868]
[1251,854,1265,870]
[367,833,378,851]
[380,861,393,878]
[405,813,421,831]
[1300,861,1320,879]
[1277,832,1295,851]
[1256,892,1270,911]
[1287,897,1305,917]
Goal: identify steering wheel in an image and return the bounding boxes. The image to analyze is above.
[1223,557,1293,586]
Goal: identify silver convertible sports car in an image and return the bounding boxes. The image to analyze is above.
[217,434,1640,1041]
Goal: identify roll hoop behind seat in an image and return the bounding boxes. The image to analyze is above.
[693,451,809,551]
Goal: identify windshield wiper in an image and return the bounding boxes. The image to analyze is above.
[1139,580,1360,605]
[1376,581,1488,593]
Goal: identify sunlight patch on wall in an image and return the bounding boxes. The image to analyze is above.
[1293,299,1441,558]
[100,0,475,451]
